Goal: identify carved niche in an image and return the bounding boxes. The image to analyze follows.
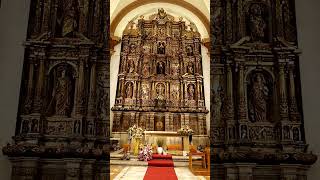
[112,9,208,134]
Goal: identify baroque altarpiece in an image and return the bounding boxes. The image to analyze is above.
[2,0,110,179]
[211,0,317,179]
[111,9,208,143]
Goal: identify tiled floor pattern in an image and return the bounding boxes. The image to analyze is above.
[111,165,208,180]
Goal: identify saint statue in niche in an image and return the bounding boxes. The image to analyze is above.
[157,42,166,54]
[127,59,135,73]
[187,63,194,74]
[125,82,133,98]
[249,4,267,41]
[56,0,79,37]
[74,120,81,134]
[49,67,73,116]
[186,46,193,56]
[188,84,195,100]
[31,119,38,133]
[157,61,165,74]
[249,73,269,122]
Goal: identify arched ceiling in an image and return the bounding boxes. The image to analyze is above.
[110,0,210,39]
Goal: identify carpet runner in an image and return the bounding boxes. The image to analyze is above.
[143,154,178,180]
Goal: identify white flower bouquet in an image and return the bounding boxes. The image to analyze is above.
[177,125,194,136]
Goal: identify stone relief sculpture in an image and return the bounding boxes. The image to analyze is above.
[248,73,270,122]
[157,42,166,54]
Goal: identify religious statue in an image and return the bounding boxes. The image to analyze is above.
[157,42,165,54]
[127,59,135,73]
[158,8,167,19]
[87,121,94,135]
[156,84,166,107]
[125,82,133,98]
[74,120,81,134]
[187,63,194,74]
[249,4,267,41]
[241,125,247,139]
[56,0,79,37]
[249,73,269,122]
[157,62,165,74]
[49,67,73,116]
[188,84,195,100]
[31,119,38,133]
[141,84,149,99]
[186,46,193,56]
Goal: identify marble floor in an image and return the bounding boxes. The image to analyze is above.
[111,165,209,180]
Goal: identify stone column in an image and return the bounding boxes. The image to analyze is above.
[237,63,247,121]
[75,60,85,115]
[279,63,289,121]
[288,64,300,121]
[149,112,155,131]
[24,60,35,112]
[87,62,97,116]
[64,159,82,180]
[226,64,234,120]
[33,56,45,112]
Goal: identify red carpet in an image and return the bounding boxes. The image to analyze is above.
[143,154,178,180]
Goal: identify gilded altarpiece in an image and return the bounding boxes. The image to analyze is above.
[112,9,208,140]
[211,0,317,179]
[2,0,110,179]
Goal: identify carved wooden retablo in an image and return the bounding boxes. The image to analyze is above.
[111,9,208,135]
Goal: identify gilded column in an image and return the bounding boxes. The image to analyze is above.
[279,63,289,121]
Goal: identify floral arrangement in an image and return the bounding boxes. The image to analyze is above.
[127,125,144,138]
[156,138,165,147]
[177,125,194,136]
[137,144,153,161]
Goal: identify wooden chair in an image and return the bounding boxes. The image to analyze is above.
[189,145,206,170]
[122,144,130,153]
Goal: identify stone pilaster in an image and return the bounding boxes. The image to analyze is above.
[279,63,289,121]
[288,64,300,121]
[33,56,45,113]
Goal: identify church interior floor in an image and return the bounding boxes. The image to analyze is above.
[110,165,210,180]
